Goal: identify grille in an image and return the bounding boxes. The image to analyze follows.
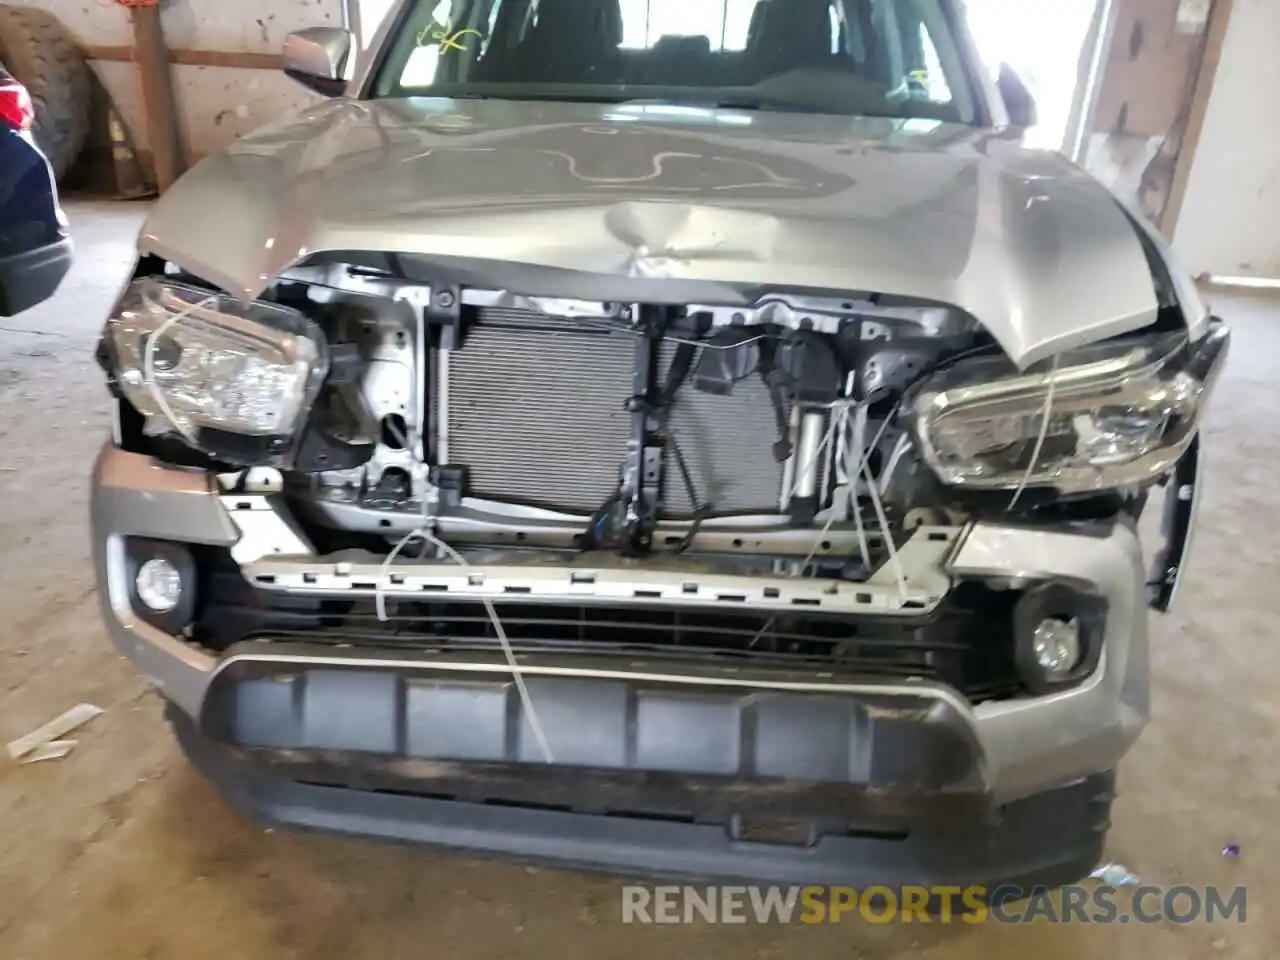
[195,564,1021,704]
[441,307,801,517]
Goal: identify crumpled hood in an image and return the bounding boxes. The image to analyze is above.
[140,97,1163,367]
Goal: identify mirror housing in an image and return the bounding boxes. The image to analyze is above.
[283,27,352,97]
[996,64,1037,130]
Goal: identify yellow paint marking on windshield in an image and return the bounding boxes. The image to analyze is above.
[416,19,483,54]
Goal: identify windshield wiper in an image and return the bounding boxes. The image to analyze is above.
[705,95,820,113]
[619,94,816,113]
[411,89,636,104]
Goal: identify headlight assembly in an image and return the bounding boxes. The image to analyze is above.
[106,278,328,464]
[907,323,1229,493]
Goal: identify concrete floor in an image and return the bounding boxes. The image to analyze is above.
[0,201,1275,959]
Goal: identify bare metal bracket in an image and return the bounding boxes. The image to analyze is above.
[1150,435,1200,613]
[240,526,960,616]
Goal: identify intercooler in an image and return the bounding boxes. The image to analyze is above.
[438,307,808,517]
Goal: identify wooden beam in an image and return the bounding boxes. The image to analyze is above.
[81,44,284,70]
[130,7,185,193]
[1159,0,1234,238]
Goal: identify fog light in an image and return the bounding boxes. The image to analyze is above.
[124,538,197,633]
[135,556,182,613]
[1032,617,1081,678]
[1012,581,1105,695]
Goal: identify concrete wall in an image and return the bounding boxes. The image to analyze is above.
[20,0,344,160]
[1172,0,1280,277]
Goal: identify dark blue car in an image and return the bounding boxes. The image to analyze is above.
[0,65,71,316]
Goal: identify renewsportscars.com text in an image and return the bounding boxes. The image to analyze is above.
[621,884,1247,925]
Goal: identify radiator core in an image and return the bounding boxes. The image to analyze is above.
[441,308,801,517]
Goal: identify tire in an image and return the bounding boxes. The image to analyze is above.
[0,5,90,181]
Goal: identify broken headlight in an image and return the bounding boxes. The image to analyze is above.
[908,324,1229,492]
[106,278,328,464]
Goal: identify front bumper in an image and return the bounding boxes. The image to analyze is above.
[93,443,1150,879]
[173,701,1115,888]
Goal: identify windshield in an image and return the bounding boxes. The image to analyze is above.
[370,0,980,123]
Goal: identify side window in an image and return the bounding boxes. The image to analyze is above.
[870,0,955,104]
[916,23,952,101]
[618,0,649,48]
[401,44,442,86]
[721,0,759,50]
[399,0,497,85]
[400,0,455,85]
[486,0,502,49]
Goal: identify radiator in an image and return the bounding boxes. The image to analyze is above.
[440,307,800,517]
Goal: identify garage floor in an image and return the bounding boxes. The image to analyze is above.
[0,202,1275,959]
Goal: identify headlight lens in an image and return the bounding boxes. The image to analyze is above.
[908,324,1229,492]
[107,278,327,462]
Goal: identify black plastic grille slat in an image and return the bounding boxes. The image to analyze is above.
[195,562,1023,704]
[217,607,970,652]
[257,632,948,679]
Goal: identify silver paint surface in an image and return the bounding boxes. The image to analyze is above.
[140,97,1167,368]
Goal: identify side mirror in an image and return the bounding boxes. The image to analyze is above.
[283,27,352,97]
[996,64,1037,130]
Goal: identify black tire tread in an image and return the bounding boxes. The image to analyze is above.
[0,5,90,180]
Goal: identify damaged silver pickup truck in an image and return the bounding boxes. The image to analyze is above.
[93,0,1228,892]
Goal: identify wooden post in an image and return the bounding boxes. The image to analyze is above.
[131,4,184,192]
[1159,0,1233,238]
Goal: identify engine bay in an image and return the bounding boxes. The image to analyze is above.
[244,260,988,579]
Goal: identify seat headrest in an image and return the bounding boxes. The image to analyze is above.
[749,0,834,64]
[533,0,622,46]
[651,34,713,58]
[746,0,773,50]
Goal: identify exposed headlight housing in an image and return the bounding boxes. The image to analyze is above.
[907,324,1229,493]
[106,278,327,465]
